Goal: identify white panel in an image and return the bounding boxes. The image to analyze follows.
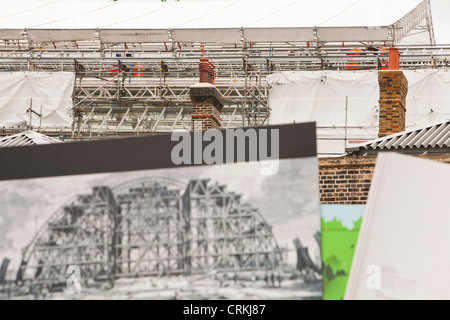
[0,72,74,127]
[27,29,96,42]
[171,28,241,43]
[346,153,450,300]
[317,27,389,42]
[99,29,168,43]
[244,28,314,42]
[0,29,23,40]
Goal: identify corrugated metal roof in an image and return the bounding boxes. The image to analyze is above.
[348,120,450,152]
[0,130,62,148]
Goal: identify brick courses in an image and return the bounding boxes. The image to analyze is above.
[378,71,408,138]
[319,70,450,205]
[319,153,450,205]
[189,84,224,130]
[319,156,376,204]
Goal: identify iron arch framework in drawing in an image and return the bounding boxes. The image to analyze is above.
[16,177,283,286]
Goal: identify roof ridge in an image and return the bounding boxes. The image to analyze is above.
[347,119,450,153]
[0,130,62,147]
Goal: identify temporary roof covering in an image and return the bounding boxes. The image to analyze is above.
[0,72,74,128]
[348,120,450,152]
[268,69,450,156]
[0,0,432,43]
[0,130,62,147]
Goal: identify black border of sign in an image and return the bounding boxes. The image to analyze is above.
[0,122,316,181]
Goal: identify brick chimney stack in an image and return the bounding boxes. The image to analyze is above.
[378,47,408,138]
[189,58,224,131]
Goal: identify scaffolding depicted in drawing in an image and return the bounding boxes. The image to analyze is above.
[16,178,283,286]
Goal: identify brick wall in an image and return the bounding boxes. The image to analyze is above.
[319,153,450,205]
[191,101,222,131]
[190,84,224,131]
[319,156,376,205]
[378,71,408,138]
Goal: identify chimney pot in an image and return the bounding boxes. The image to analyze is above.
[388,47,400,70]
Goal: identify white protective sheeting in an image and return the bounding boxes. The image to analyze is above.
[99,29,169,43]
[171,28,242,44]
[0,0,425,43]
[244,28,314,43]
[268,70,450,156]
[403,70,450,127]
[317,27,389,42]
[27,29,97,42]
[0,29,23,40]
[0,72,74,128]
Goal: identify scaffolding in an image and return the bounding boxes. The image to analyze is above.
[17,177,283,286]
[0,0,442,138]
[1,43,450,138]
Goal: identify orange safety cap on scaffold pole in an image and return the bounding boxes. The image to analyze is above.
[346,48,363,70]
[132,63,143,78]
[378,47,388,70]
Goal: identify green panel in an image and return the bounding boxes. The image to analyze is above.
[320,205,365,300]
